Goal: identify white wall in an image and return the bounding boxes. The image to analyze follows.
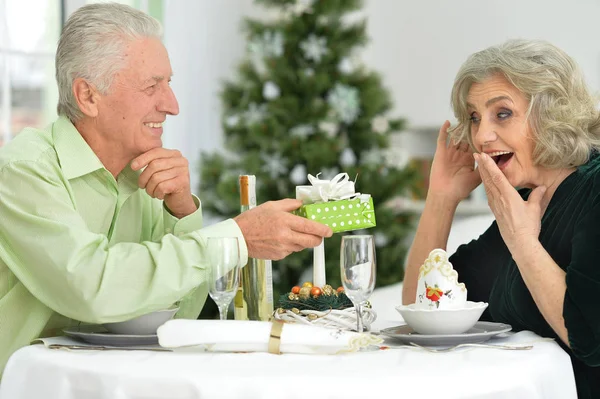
[163,0,600,187]
[163,0,259,191]
[362,0,600,129]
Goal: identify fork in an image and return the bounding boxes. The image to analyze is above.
[406,342,533,352]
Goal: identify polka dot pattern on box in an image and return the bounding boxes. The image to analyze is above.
[293,197,376,233]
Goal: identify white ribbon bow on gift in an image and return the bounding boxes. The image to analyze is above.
[296,172,368,204]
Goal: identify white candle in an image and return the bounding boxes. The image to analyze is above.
[313,239,326,287]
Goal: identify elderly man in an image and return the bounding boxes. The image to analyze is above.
[0,3,331,373]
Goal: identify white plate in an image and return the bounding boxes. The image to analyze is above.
[63,325,159,346]
[379,321,512,346]
[102,307,179,335]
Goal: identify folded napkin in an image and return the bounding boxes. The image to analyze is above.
[157,319,382,354]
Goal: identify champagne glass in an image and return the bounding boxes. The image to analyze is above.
[340,235,376,332]
[208,237,241,320]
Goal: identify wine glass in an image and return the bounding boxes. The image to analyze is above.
[207,237,241,320]
[340,235,376,332]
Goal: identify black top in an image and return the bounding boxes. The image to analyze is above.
[450,152,600,399]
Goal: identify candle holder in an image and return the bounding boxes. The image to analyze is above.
[286,172,378,331]
[273,307,376,331]
[273,285,377,331]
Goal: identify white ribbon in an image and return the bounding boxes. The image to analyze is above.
[296,172,366,204]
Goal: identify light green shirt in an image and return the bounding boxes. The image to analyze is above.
[0,116,247,374]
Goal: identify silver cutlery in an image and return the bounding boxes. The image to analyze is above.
[401,342,534,352]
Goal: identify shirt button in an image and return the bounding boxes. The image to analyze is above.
[166,228,172,234]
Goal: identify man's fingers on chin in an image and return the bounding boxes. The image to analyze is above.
[133,148,186,170]
[137,169,152,188]
[168,149,182,158]
[155,178,183,198]
[131,147,164,169]
[146,187,157,199]
[153,186,168,199]
[138,178,148,189]
[147,184,158,197]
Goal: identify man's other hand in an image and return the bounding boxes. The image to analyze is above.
[234,199,333,260]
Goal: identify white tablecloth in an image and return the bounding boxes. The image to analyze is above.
[0,320,577,399]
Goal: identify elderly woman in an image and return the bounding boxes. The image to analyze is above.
[402,39,600,398]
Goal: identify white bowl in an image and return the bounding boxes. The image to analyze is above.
[103,307,179,335]
[395,301,488,335]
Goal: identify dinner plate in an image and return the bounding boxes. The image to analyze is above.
[63,325,159,346]
[379,321,512,346]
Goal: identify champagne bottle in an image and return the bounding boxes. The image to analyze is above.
[234,175,274,321]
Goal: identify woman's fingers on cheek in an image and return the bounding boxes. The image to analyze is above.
[452,139,464,152]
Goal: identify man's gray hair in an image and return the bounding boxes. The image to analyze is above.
[56,3,162,122]
[449,39,600,168]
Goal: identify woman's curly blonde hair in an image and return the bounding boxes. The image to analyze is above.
[449,39,600,168]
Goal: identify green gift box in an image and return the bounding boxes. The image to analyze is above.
[294,197,376,233]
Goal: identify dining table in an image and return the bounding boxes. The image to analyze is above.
[0,316,578,399]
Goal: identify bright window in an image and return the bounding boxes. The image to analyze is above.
[0,0,61,147]
[0,0,162,147]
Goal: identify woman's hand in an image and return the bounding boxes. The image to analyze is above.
[428,121,482,203]
[474,152,546,252]
[474,153,572,347]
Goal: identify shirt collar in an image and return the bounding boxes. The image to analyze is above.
[51,116,142,189]
[52,116,105,180]
[118,164,143,195]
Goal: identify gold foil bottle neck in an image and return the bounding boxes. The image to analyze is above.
[239,175,256,208]
[239,175,249,206]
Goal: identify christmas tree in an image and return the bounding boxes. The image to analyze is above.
[199,0,421,300]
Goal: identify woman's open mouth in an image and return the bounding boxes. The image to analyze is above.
[489,151,514,171]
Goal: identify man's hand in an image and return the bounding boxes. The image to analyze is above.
[234,199,333,260]
[131,148,197,219]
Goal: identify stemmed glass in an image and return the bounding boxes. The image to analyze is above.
[340,235,376,332]
[207,237,241,321]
